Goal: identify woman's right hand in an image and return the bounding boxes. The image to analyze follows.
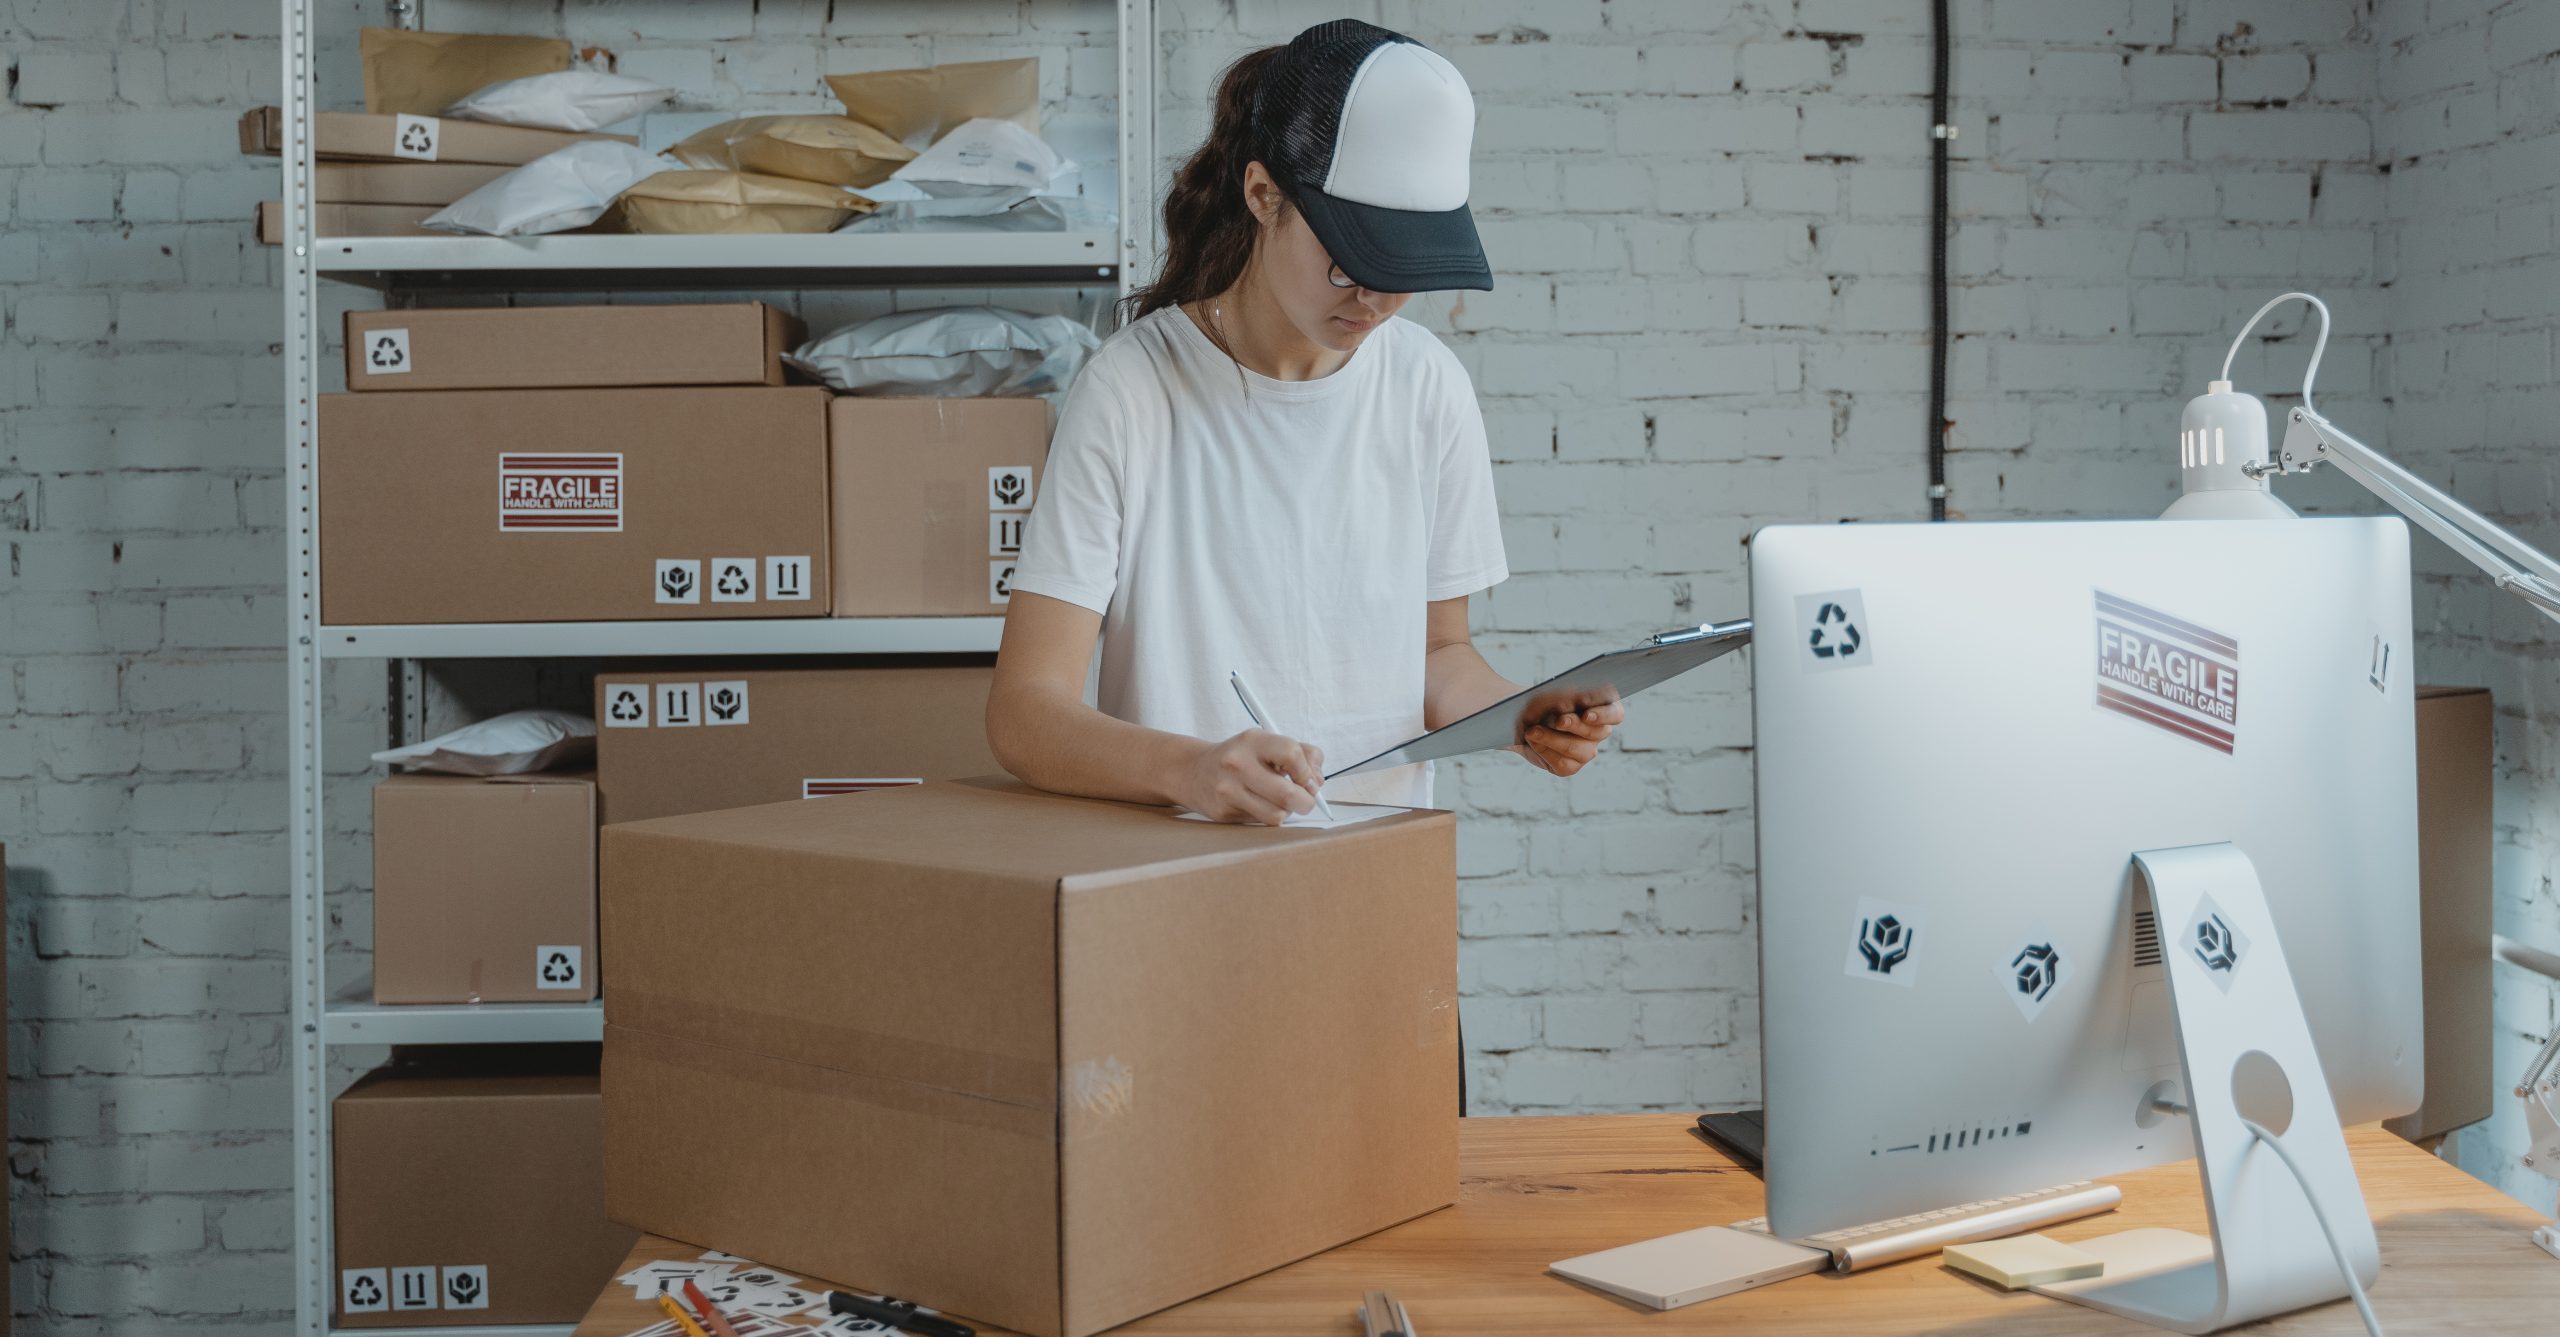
[1176,729,1326,825]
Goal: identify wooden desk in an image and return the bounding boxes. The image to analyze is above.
[577,1114,2560,1336]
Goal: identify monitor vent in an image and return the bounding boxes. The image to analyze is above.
[2132,909,2163,968]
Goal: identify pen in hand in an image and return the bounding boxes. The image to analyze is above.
[1229,670,1336,821]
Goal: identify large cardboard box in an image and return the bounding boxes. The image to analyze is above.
[2388,686,2496,1142]
[319,387,832,624]
[592,663,997,823]
[373,774,597,1004]
[317,160,514,204]
[600,779,1458,1337]
[345,304,801,393]
[256,201,441,244]
[334,1051,638,1326]
[240,105,635,165]
[828,397,1051,616]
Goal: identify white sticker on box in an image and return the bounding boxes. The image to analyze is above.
[392,112,440,161]
[440,1265,489,1310]
[602,682,649,727]
[654,558,701,604]
[990,514,1025,557]
[703,680,750,726]
[802,778,922,798]
[501,452,620,531]
[988,465,1035,511]
[990,560,1015,604]
[709,557,757,602]
[765,555,813,601]
[536,945,583,990]
[390,1266,439,1311]
[361,326,412,376]
[341,1268,389,1314]
[656,682,700,728]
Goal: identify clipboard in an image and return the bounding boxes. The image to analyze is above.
[1328,619,1754,779]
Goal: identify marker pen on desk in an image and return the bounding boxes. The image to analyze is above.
[1229,669,1337,821]
[828,1291,975,1337]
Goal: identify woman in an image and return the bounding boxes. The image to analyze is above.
[989,18,1624,823]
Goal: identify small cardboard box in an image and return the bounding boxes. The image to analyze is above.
[240,105,635,165]
[600,779,1459,1337]
[345,304,801,393]
[373,773,598,1004]
[828,397,1052,616]
[2387,685,2495,1142]
[318,387,832,624]
[334,1051,639,1326]
[592,663,998,823]
[256,201,442,243]
[317,160,515,205]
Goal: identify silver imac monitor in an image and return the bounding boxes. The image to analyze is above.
[1749,516,2420,1242]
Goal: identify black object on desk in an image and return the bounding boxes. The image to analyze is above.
[827,1290,974,1337]
[1695,1107,1766,1167]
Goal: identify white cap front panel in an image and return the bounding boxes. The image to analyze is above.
[1322,41,1475,212]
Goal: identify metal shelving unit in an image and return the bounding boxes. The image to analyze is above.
[281,3,1159,1332]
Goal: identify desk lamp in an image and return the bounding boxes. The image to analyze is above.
[2171,291,2560,1267]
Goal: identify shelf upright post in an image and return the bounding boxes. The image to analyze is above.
[1118,0,1158,309]
[281,0,333,1330]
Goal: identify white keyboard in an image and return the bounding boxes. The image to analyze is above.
[1731,1179,2122,1272]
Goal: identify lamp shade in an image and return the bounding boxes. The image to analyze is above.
[2164,379,2297,520]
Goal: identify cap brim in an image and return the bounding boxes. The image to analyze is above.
[1296,187,1494,293]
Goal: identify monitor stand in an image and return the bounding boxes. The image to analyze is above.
[2028,842,2380,1334]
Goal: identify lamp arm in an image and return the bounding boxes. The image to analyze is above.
[2272,409,2560,621]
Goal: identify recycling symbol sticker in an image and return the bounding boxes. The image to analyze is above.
[710,557,756,603]
[365,327,411,375]
[603,684,649,728]
[342,1269,389,1314]
[1842,896,1926,988]
[1796,588,1873,671]
[391,112,439,161]
[536,945,583,990]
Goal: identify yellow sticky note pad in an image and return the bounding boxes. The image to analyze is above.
[1942,1233,2105,1289]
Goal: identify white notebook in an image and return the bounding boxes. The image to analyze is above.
[1550,1225,1830,1310]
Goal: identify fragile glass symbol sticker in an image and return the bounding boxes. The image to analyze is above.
[1796,589,1871,670]
[1995,923,2071,1022]
[1843,896,1926,987]
[536,945,583,990]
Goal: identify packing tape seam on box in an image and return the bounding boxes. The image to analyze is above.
[608,1026,1054,1141]
[604,1006,1055,1119]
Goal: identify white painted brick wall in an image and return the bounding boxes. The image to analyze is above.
[15,0,2538,1329]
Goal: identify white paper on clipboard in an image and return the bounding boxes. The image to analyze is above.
[1326,619,1754,779]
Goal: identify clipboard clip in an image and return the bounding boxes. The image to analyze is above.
[1359,1289,1415,1337]
[1649,618,1753,647]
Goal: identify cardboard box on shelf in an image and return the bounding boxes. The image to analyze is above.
[256,201,442,244]
[345,304,802,393]
[2387,685,2496,1143]
[318,160,515,205]
[828,397,1052,617]
[318,386,832,625]
[600,778,1458,1337]
[238,106,636,165]
[592,662,997,823]
[372,773,597,1005]
[334,1049,638,1327]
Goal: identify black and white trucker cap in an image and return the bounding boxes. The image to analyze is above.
[1253,19,1493,293]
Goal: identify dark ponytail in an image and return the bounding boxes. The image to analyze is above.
[1122,46,1287,326]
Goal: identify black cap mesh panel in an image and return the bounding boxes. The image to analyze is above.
[1250,19,1409,194]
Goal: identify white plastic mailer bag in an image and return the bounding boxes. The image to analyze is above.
[423,140,669,236]
[443,69,673,132]
[787,306,1101,397]
[888,116,1071,200]
[370,709,596,776]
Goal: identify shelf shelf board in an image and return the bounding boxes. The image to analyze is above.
[330,1327,572,1337]
[309,231,1120,291]
[325,983,603,1047]
[318,617,1004,659]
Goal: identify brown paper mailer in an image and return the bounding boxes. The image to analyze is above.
[825,56,1041,148]
[668,114,917,189]
[360,25,573,116]
[829,397,1053,617]
[316,160,515,205]
[256,201,442,244]
[238,105,636,165]
[599,170,873,235]
[600,777,1458,1337]
[343,304,801,393]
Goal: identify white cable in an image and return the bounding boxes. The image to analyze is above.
[2220,291,2333,418]
[2237,1116,2385,1337]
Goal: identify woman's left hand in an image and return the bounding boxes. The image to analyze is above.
[1514,700,1626,776]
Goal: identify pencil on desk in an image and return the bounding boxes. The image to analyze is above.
[681,1279,746,1337]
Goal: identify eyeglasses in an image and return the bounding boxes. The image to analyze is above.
[1327,263,1357,289]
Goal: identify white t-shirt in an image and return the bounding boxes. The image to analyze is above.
[1008,304,1509,809]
